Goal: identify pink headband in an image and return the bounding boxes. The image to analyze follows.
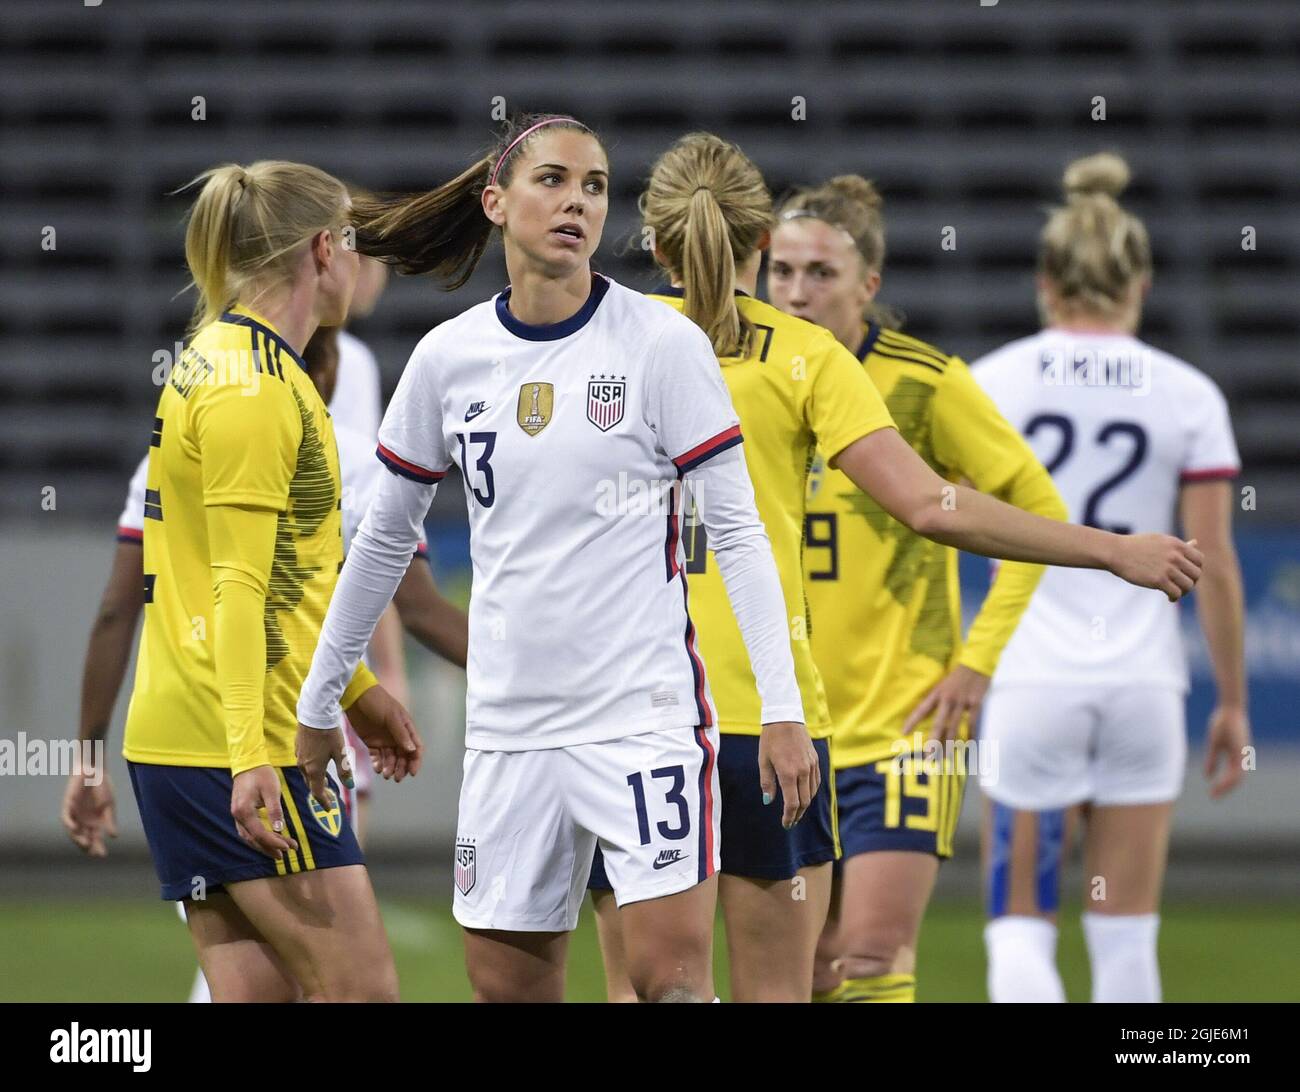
[489,116,582,187]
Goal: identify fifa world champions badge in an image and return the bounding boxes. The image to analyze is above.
[516,382,554,436]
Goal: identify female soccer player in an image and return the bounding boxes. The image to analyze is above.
[971,153,1249,1003]
[63,323,467,1001]
[118,160,421,1002]
[297,114,813,1004]
[301,325,470,840]
[588,134,1201,1003]
[62,323,459,866]
[765,174,1065,1004]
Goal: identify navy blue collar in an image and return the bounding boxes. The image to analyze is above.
[856,321,881,362]
[495,272,610,341]
[654,284,751,299]
[220,310,309,371]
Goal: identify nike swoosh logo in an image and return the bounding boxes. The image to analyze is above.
[652,854,687,870]
[465,406,488,421]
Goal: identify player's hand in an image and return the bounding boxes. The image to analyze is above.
[1108,534,1203,602]
[230,765,299,861]
[344,684,423,782]
[295,721,353,808]
[1203,705,1251,799]
[904,664,990,744]
[61,766,118,858]
[758,721,820,830]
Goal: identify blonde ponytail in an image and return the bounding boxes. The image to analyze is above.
[642,133,774,359]
[680,187,744,358]
[181,160,349,333]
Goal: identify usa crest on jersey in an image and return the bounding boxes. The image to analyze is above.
[454,840,476,894]
[587,376,626,432]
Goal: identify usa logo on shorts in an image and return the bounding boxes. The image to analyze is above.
[454,841,476,895]
[587,376,625,432]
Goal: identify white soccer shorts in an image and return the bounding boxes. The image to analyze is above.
[452,724,721,932]
[979,684,1186,811]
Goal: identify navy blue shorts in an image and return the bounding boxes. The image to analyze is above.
[127,762,364,901]
[590,733,837,887]
[834,755,966,865]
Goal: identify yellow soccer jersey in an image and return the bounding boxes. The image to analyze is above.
[651,290,895,738]
[123,304,345,770]
[805,323,1064,769]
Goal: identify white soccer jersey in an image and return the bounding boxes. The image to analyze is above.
[335,422,426,559]
[372,273,769,750]
[116,453,149,542]
[330,330,383,441]
[972,329,1239,691]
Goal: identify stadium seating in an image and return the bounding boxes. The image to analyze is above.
[2,0,1296,521]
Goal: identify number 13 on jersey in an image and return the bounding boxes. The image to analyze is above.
[455,431,496,508]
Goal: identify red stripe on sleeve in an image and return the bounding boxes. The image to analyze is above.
[673,424,743,470]
[376,443,446,483]
[1181,467,1240,483]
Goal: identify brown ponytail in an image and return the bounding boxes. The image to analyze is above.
[641,133,775,359]
[352,114,603,288]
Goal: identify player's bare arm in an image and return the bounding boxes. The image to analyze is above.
[1181,479,1250,797]
[836,427,1203,601]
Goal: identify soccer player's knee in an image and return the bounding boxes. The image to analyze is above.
[362,973,400,1003]
[210,978,301,1003]
[466,966,509,1003]
[606,983,639,1004]
[311,981,399,1003]
[470,981,516,1003]
[812,949,839,978]
[467,961,552,1003]
[840,931,911,978]
[629,962,709,1003]
[314,960,399,1003]
[638,981,709,1003]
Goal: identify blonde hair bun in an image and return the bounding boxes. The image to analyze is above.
[1062,152,1130,199]
[824,174,883,210]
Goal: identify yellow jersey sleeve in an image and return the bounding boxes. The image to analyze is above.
[205,502,278,774]
[931,359,1068,676]
[341,662,378,710]
[192,377,302,510]
[806,335,896,465]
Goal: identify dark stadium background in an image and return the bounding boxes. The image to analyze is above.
[1,0,1296,1001]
